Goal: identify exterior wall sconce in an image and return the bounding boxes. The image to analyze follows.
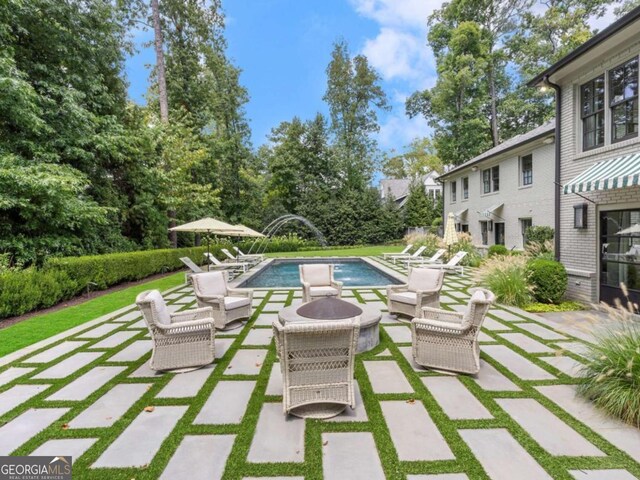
[471,166,479,172]
[543,136,555,144]
[573,203,588,229]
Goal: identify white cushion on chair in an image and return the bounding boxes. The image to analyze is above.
[146,290,171,325]
[301,264,331,286]
[309,286,339,297]
[389,292,417,305]
[224,296,251,310]
[407,268,443,292]
[194,271,227,297]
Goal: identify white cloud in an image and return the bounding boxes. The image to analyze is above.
[349,0,439,29]
[362,27,423,80]
[376,114,431,150]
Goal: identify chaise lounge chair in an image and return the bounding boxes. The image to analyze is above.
[221,248,260,266]
[411,288,495,374]
[421,251,468,276]
[233,246,265,263]
[404,248,446,267]
[388,245,427,264]
[136,290,215,371]
[203,252,249,274]
[191,271,253,330]
[382,244,413,260]
[180,256,204,283]
[273,316,360,418]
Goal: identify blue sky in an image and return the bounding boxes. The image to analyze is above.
[124,0,440,158]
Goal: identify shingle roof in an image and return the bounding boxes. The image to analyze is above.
[379,179,410,200]
[438,119,555,180]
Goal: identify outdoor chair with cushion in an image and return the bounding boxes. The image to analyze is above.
[411,288,495,374]
[233,246,265,263]
[387,267,445,319]
[191,271,253,330]
[136,290,215,371]
[299,264,343,303]
[382,244,412,259]
[273,317,360,419]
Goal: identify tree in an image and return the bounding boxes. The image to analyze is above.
[403,182,438,228]
[382,138,443,179]
[324,41,389,190]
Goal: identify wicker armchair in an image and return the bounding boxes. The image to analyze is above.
[299,264,343,303]
[136,290,215,371]
[387,267,444,319]
[273,317,360,419]
[191,271,253,330]
[411,288,495,374]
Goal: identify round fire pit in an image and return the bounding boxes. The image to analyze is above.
[278,298,381,353]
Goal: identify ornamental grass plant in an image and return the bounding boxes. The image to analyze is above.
[474,254,532,307]
[578,286,640,427]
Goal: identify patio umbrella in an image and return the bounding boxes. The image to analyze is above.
[169,217,243,258]
[443,212,459,251]
[232,224,266,238]
[615,223,640,236]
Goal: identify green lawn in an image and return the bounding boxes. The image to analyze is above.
[266,245,404,258]
[0,272,186,358]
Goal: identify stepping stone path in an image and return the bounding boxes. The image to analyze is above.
[93,405,187,468]
[1,269,638,478]
[322,432,385,480]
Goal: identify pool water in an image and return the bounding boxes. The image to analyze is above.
[239,259,402,288]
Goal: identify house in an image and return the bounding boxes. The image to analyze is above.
[529,6,640,307]
[439,120,556,251]
[379,171,441,208]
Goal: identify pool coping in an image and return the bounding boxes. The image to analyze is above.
[230,256,407,290]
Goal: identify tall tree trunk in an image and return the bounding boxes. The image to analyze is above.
[151,0,177,247]
[488,58,499,147]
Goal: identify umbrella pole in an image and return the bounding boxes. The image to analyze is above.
[207,230,211,272]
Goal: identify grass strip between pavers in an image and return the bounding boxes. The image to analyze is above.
[0,257,638,479]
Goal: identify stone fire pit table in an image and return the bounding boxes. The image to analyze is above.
[278,299,381,353]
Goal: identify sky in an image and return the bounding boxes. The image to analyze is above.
[124,0,443,158]
[124,0,618,160]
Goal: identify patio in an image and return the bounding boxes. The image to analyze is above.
[0,257,639,479]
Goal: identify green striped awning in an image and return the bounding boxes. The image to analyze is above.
[563,153,640,194]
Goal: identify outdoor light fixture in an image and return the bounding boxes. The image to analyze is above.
[488,220,494,231]
[471,166,479,172]
[543,136,555,144]
[574,203,588,229]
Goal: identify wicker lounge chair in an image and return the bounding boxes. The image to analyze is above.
[421,251,468,276]
[382,244,412,259]
[191,271,253,330]
[387,267,444,319]
[203,252,249,274]
[233,246,265,263]
[388,245,426,264]
[136,290,215,371]
[299,264,343,303]
[411,288,495,374]
[404,248,446,267]
[273,317,360,418]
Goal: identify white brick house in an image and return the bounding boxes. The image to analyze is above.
[439,120,556,251]
[529,7,640,307]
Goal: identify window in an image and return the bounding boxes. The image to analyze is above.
[480,221,488,245]
[521,218,533,245]
[462,177,469,199]
[461,224,469,233]
[482,166,499,193]
[450,181,457,202]
[520,154,533,186]
[574,203,588,229]
[610,58,638,142]
[581,75,605,150]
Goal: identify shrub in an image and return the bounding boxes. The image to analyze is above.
[578,297,640,427]
[403,233,444,257]
[488,245,509,257]
[525,240,555,261]
[524,301,585,313]
[448,232,482,267]
[525,226,554,244]
[474,255,532,307]
[527,259,567,304]
[237,234,318,254]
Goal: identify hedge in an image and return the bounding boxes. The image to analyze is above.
[527,259,568,304]
[488,244,509,257]
[0,246,212,319]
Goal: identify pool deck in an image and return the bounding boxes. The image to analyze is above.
[0,256,639,479]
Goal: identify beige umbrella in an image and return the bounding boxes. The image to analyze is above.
[443,212,459,247]
[169,217,243,257]
[230,224,266,238]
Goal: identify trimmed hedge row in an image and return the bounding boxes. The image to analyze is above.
[0,246,212,319]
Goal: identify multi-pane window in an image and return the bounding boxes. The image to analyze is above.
[480,221,488,245]
[482,167,499,193]
[610,58,638,142]
[462,177,469,199]
[521,218,533,245]
[521,154,533,186]
[450,180,457,202]
[581,75,605,150]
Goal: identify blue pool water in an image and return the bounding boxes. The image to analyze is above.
[239,259,402,288]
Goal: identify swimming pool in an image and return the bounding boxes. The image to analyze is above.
[238,258,403,288]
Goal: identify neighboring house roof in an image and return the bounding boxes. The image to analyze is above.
[380,179,411,201]
[528,5,640,87]
[438,119,556,180]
